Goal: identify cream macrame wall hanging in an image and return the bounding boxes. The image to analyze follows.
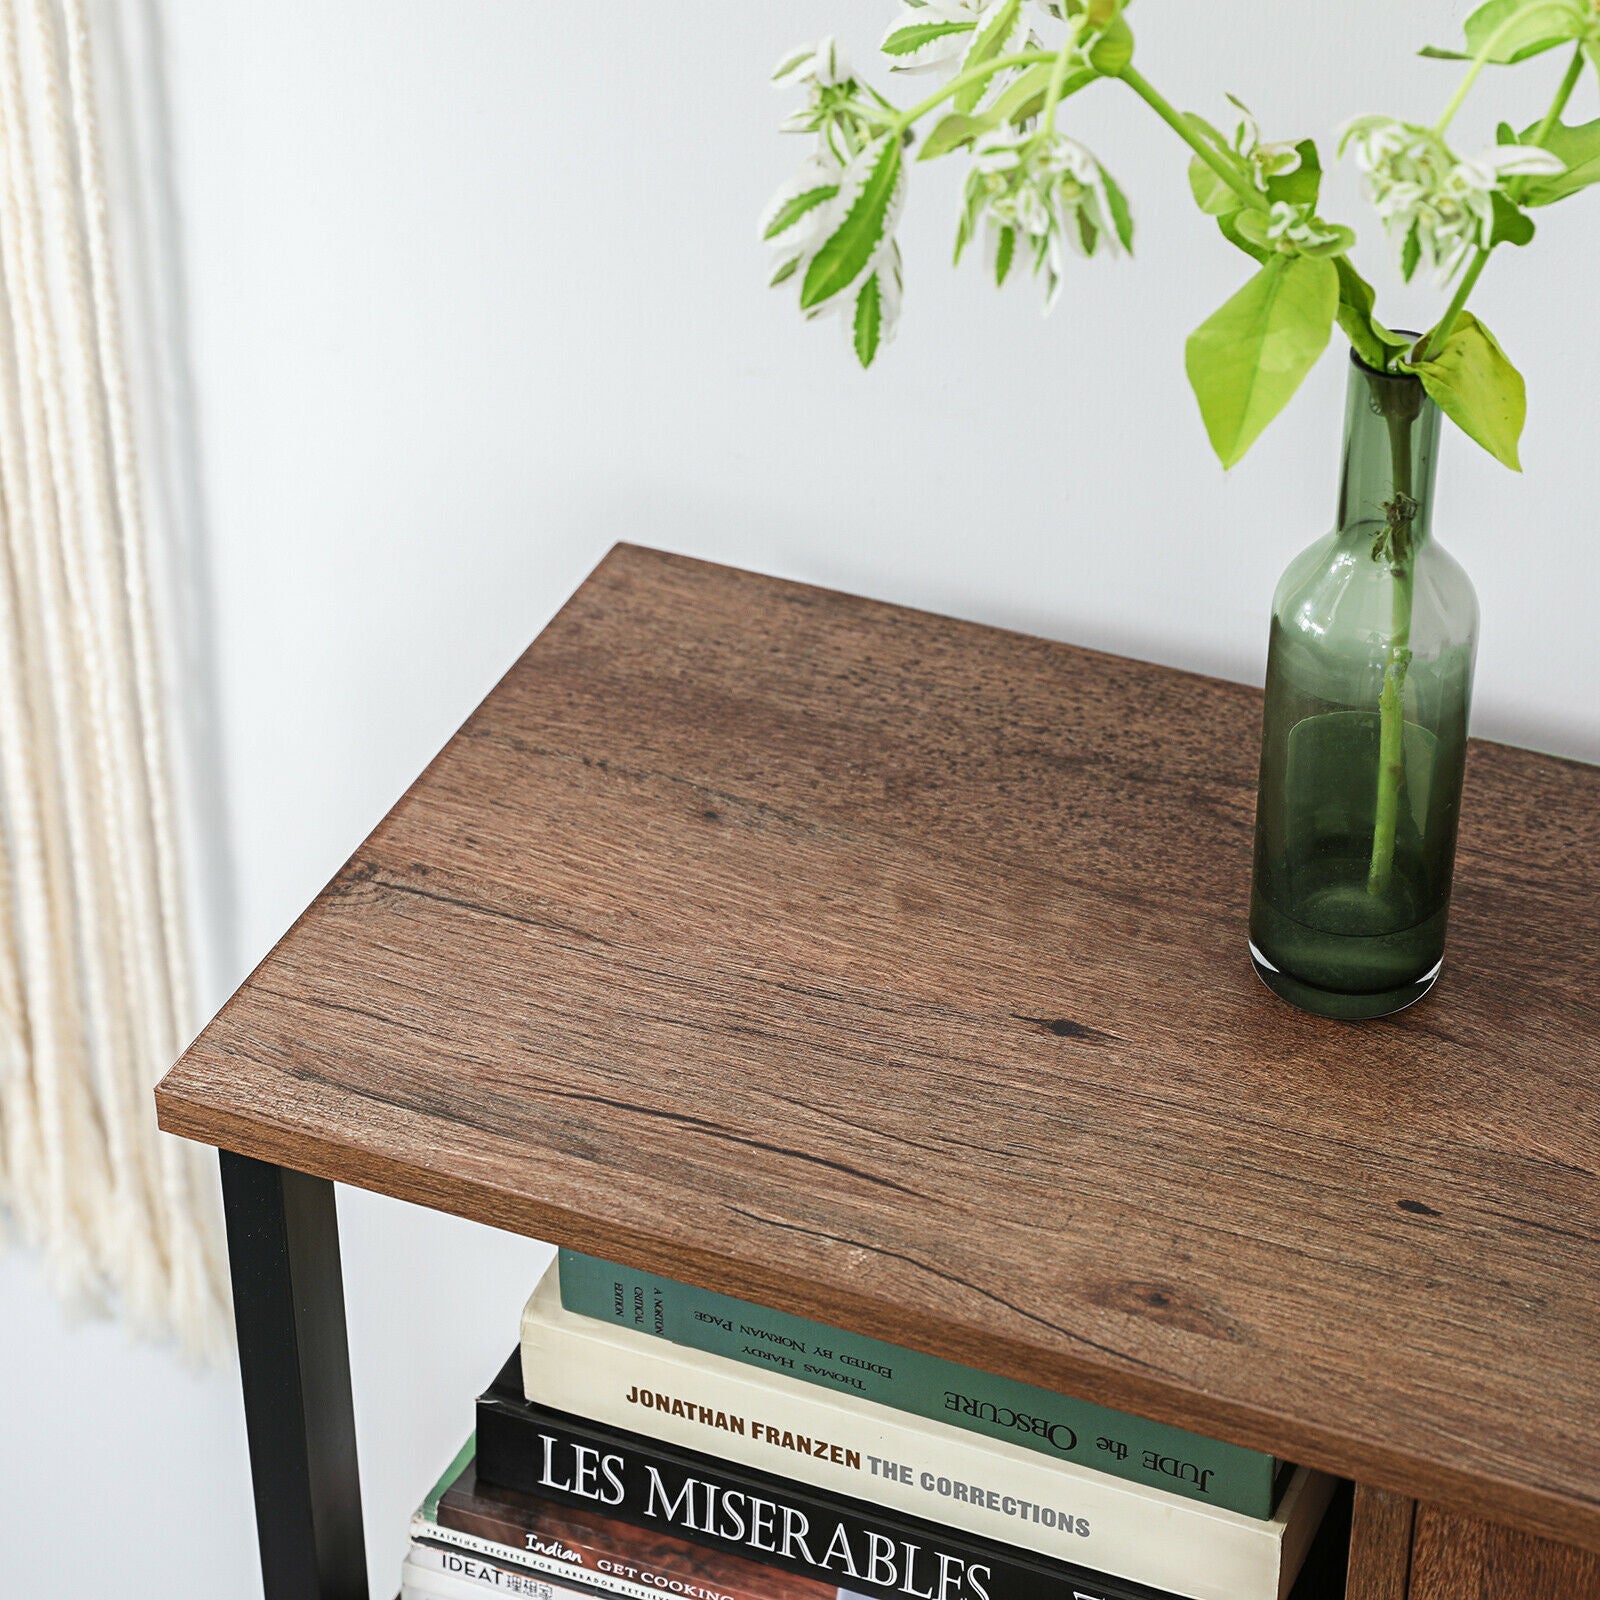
[0,0,227,1356]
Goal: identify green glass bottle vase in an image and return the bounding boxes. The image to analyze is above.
[1249,348,1478,1020]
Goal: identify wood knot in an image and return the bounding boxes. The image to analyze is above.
[1090,1279,1241,1342]
[1016,1014,1115,1043]
[327,859,380,897]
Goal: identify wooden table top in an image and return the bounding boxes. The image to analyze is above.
[158,545,1600,1553]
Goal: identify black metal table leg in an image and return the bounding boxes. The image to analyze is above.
[220,1151,369,1600]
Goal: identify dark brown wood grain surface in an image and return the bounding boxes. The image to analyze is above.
[1410,1503,1600,1599]
[157,545,1600,1555]
[1346,1486,1414,1600]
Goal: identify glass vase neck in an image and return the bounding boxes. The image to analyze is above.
[1335,351,1441,552]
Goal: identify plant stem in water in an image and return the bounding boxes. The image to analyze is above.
[1368,395,1420,896]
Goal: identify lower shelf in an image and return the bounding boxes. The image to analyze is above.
[1291,1480,1353,1599]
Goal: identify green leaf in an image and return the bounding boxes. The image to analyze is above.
[771,48,816,82]
[994,225,1016,286]
[953,0,1022,112]
[954,168,986,264]
[882,19,976,58]
[762,185,839,241]
[1231,208,1272,248]
[1334,256,1410,370]
[1488,189,1536,246]
[1087,15,1134,74]
[1298,222,1357,258]
[1400,222,1422,283]
[1265,139,1322,208]
[1101,166,1135,252]
[992,62,1094,124]
[1516,116,1600,204]
[1189,154,1242,216]
[990,63,1062,124]
[1185,254,1339,468]
[1409,312,1525,469]
[918,111,999,160]
[853,274,884,367]
[1055,0,1125,22]
[1468,0,1587,59]
[1423,0,1589,63]
[1183,112,1233,155]
[769,254,802,287]
[1214,207,1269,264]
[801,137,903,310]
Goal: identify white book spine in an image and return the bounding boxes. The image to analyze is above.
[402,1546,596,1599]
[520,1269,1332,1600]
[407,1527,657,1600]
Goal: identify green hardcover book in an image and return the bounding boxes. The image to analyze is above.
[556,1249,1281,1519]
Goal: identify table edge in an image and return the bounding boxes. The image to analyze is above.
[157,1080,1600,1559]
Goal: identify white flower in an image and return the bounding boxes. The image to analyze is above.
[966,127,1126,308]
[771,37,891,176]
[774,38,860,137]
[1342,116,1563,284]
[1228,99,1303,193]
[772,37,852,90]
[1455,143,1570,188]
[1265,201,1344,252]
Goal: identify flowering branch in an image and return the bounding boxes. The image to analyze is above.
[759,0,1599,908]
[1421,40,1589,359]
[760,0,1600,468]
[1116,66,1268,215]
[891,50,1057,132]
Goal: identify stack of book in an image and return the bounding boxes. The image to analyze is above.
[401,1252,1339,1600]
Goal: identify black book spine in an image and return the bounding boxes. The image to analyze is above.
[476,1387,1188,1600]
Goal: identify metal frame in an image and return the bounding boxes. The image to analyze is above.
[220,1151,369,1600]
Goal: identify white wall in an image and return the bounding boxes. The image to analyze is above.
[3,3,1597,1595]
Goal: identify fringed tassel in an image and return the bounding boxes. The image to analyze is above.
[0,0,228,1359]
